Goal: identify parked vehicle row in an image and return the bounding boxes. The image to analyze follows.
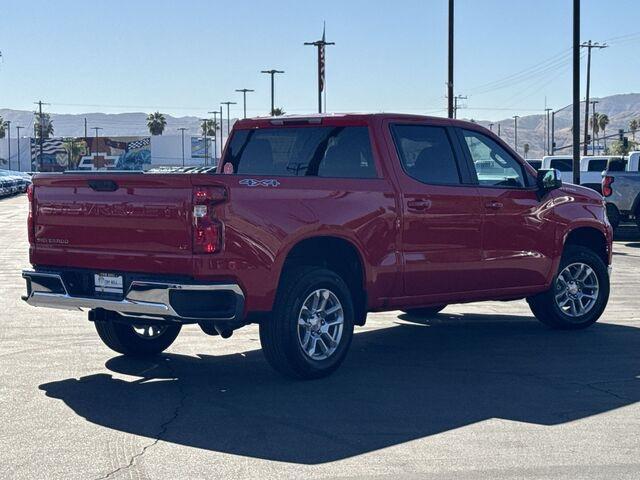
[601,151,640,230]
[540,155,622,194]
[0,170,32,197]
[22,114,612,379]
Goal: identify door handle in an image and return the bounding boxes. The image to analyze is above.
[485,200,503,210]
[407,199,432,212]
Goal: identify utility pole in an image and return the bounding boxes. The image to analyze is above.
[447,0,455,118]
[16,126,23,172]
[92,127,102,159]
[34,100,50,171]
[177,127,187,166]
[261,69,285,115]
[513,115,520,153]
[5,121,10,170]
[200,119,209,166]
[497,123,501,137]
[544,108,552,154]
[580,40,608,156]
[221,102,236,137]
[551,111,556,154]
[590,99,599,154]
[453,95,466,119]
[304,23,335,114]
[572,0,581,184]
[489,123,494,132]
[235,89,254,119]
[84,118,88,139]
[208,111,220,161]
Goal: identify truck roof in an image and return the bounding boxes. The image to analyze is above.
[234,113,481,130]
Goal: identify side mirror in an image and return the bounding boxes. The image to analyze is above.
[537,168,563,192]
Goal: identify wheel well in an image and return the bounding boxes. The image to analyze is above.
[564,227,608,265]
[282,236,367,325]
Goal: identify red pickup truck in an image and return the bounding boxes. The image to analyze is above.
[23,114,613,379]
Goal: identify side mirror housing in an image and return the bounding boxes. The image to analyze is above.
[537,168,563,193]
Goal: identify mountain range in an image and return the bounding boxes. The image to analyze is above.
[2,92,640,158]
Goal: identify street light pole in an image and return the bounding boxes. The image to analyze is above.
[6,120,11,170]
[16,126,23,172]
[221,102,237,137]
[92,127,103,159]
[261,69,285,115]
[177,127,187,166]
[513,115,520,153]
[235,89,254,119]
[34,100,50,171]
[208,111,220,162]
[544,108,552,155]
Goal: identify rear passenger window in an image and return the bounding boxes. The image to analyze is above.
[391,125,461,185]
[223,126,377,178]
[550,159,573,172]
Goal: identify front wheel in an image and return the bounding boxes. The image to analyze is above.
[259,266,355,379]
[95,320,181,357]
[527,246,609,329]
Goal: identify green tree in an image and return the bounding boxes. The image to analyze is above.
[63,138,88,170]
[200,119,217,137]
[610,139,637,156]
[271,107,285,116]
[598,113,610,151]
[630,119,639,141]
[146,112,167,135]
[34,112,54,139]
[523,143,530,158]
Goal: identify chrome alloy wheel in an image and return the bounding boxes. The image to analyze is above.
[132,324,169,339]
[297,289,344,361]
[555,262,600,318]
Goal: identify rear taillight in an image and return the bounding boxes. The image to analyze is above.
[192,186,226,254]
[27,184,35,244]
[602,176,614,197]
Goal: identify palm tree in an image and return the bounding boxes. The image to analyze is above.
[0,116,6,139]
[523,143,530,158]
[146,112,167,135]
[598,114,610,151]
[590,113,601,152]
[34,112,54,139]
[271,107,285,116]
[200,119,217,137]
[630,119,639,141]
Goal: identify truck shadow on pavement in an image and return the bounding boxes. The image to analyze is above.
[39,313,640,464]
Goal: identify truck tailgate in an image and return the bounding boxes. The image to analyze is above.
[31,173,194,275]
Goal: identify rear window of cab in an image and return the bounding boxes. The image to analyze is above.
[222,126,378,178]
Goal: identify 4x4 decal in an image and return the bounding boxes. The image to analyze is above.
[239,179,281,187]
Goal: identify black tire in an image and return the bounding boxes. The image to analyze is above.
[403,305,447,317]
[259,266,355,380]
[605,203,620,231]
[527,245,609,330]
[95,320,181,357]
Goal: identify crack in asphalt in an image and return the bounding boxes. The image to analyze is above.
[93,357,186,480]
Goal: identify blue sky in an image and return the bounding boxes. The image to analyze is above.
[1,0,639,121]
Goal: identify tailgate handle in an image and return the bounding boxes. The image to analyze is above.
[88,180,119,192]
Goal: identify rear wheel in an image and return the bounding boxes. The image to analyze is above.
[95,320,181,357]
[259,266,355,379]
[527,246,609,330]
[403,305,447,317]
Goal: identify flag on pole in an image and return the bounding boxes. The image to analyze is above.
[319,24,326,93]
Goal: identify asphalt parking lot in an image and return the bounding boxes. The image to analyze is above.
[0,193,638,480]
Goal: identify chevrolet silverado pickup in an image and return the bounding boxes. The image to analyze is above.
[23,114,613,379]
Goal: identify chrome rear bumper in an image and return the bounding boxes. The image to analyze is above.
[22,270,244,322]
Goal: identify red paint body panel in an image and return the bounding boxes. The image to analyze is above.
[29,114,613,317]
